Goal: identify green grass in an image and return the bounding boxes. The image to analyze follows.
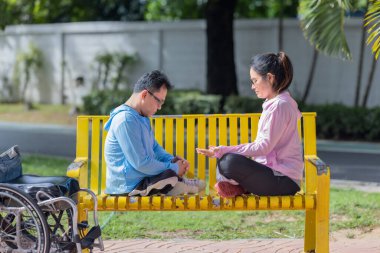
[0,103,72,113]
[22,154,72,176]
[99,211,305,240]
[22,155,380,240]
[0,103,76,125]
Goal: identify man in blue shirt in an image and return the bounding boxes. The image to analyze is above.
[104,70,205,196]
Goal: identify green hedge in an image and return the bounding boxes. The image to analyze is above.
[159,90,222,115]
[82,89,222,116]
[82,89,132,115]
[300,103,380,141]
[223,95,263,113]
[82,90,380,141]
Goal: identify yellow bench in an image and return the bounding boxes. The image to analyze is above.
[67,112,330,253]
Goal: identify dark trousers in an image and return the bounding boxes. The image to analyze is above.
[217,153,300,196]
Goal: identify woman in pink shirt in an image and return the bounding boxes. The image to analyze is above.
[197,52,303,197]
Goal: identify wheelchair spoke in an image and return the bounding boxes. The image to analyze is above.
[0,185,50,253]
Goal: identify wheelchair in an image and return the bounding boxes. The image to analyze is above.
[0,174,104,253]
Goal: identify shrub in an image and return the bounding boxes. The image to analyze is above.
[300,103,380,141]
[223,95,263,113]
[82,89,221,115]
[82,89,132,115]
[157,90,222,115]
[365,108,380,141]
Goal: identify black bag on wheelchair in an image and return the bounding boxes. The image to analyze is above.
[0,145,22,183]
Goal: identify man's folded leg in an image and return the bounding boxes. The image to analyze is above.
[128,170,179,196]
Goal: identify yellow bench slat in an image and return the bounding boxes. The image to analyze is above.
[88,194,314,211]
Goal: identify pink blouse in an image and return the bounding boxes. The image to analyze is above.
[214,91,304,182]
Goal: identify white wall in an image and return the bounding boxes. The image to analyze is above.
[0,19,379,107]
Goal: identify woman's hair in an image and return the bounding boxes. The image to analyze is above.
[250,52,293,93]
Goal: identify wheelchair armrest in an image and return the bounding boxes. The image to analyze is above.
[67,158,88,179]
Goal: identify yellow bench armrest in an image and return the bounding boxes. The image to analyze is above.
[305,155,329,176]
[67,157,88,179]
[304,155,330,194]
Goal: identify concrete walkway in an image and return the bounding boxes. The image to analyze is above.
[93,235,380,253]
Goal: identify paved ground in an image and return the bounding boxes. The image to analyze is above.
[93,215,380,253]
[93,233,380,253]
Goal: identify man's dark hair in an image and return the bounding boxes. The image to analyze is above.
[133,70,173,93]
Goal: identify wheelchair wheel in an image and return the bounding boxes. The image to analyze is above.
[45,207,77,253]
[0,184,50,253]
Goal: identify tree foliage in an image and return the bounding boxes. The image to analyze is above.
[299,0,353,60]
[0,0,145,29]
[235,0,298,18]
[92,51,138,91]
[12,43,43,106]
[299,0,379,61]
[365,0,380,59]
[143,0,299,21]
[144,0,205,21]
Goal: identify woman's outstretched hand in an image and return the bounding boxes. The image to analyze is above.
[196,146,220,157]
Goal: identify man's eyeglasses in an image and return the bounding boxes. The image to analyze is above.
[146,90,165,106]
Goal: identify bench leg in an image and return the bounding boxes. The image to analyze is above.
[315,173,330,253]
[305,172,330,253]
[304,209,316,252]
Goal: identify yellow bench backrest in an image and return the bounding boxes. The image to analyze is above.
[75,113,317,195]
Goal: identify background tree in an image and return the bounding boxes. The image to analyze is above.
[92,52,138,91]
[299,0,379,107]
[365,0,380,59]
[144,0,298,98]
[362,0,380,107]
[206,0,237,97]
[13,43,43,109]
[299,0,352,60]
[1,0,300,99]
[144,0,238,97]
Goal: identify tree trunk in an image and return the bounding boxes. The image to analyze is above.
[102,63,111,89]
[278,0,284,51]
[93,63,101,91]
[354,0,369,107]
[361,57,377,108]
[22,70,30,103]
[113,61,127,91]
[354,22,366,107]
[301,49,318,104]
[206,0,238,97]
[28,0,36,24]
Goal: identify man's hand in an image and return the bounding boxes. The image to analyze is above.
[176,159,189,177]
[171,155,183,163]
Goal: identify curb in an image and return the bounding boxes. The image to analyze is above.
[318,139,380,154]
[331,179,380,193]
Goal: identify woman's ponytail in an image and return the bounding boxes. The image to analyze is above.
[250,51,294,93]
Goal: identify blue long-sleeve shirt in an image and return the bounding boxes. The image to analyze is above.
[104,104,179,194]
